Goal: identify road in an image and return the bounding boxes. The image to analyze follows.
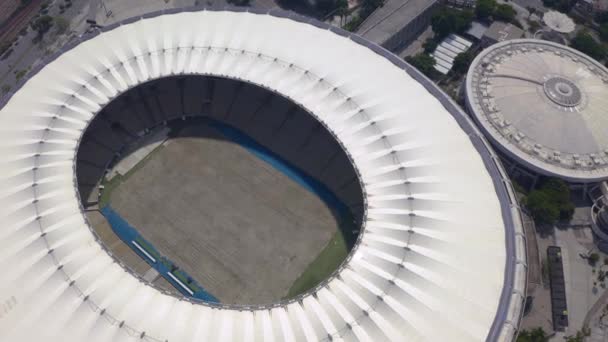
[1,0,290,100]
[0,0,95,98]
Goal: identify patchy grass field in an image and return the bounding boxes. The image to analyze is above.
[102,123,346,304]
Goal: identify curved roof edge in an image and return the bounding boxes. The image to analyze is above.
[0,6,527,341]
[465,38,608,183]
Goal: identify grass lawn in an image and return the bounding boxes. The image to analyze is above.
[285,230,349,298]
[98,144,165,207]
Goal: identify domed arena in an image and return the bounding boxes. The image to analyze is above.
[0,7,526,342]
[466,39,608,184]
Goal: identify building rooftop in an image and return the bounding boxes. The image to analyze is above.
[357,0,437,46]
[483,21,524,43]
[466,39,608,182]
[432,34,473,74]
[467,21,489,40]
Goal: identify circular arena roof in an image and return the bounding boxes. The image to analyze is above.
[466,39,608,183]
[0,8,525,342]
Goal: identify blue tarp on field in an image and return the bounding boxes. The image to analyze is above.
[100,206,219,303]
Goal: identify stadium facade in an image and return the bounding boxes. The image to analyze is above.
[465,39,608,190]
[0,8,526,342]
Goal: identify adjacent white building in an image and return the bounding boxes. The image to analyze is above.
[466,39,608,188]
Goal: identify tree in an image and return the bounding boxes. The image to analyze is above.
[542,0,576,12]
[14,69,27,81]
[334,0,348,17]
[476,0,497,20]
[571,31,606,61]
[600,23,608,42]
[227,0,251,6]
[525,178,575,225]
[32,15,53,37]
[541,178,574,220]
[315,0,339,14]
[528,20,542,33]
[1,84,11,95]
[526,6,537,19]
[431,7,474,39]
[405,53,437,78]
[423,38,439,53]
[343,16,363,32]
[517,327,548,342]
[565,329,589,342]
[526,191,560,226]
[494,4,517,23]
[589,253,600,266]
[452,51,474,74]
[596,11,608,24]
[0,41,11,56]
[54,16,69,35]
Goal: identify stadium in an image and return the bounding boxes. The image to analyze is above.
[0,7,525,342]
[465,39,608,190]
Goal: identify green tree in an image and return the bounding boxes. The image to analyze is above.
[528,20,542,33]
[476,0,497,20]
[452,51,474,74]
[589,253,600,266]
[423,38,439,53]
[405,53,437,78]
[14,69,27,81]
[54,16,69,35]
[566,329,588,342]
[525,178,575,225]
[1,84,11,95]
[571,31,606,60]
[517,327,548,342]
[343,16,363,32]
[600,23,608,42]
[495,4,517,22]
[542,0,576,12]
[32,15,53,37]
[431,7,474,39]
[315,0,340,14]
[227,0,251,6]
[0,41,11,56]
[334,0,348,16]
[541,178,574,220]
[596,11,608,24]
[526,191,560,225]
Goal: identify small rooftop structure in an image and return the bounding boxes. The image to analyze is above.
[357,0,439,51]
[481,21,524,47]
[431,34,473,74]
[466,21,489,41]
[543,11,575,34]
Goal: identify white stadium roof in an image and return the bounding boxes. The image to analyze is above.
[466,39,608,183]
[0,8,526,342]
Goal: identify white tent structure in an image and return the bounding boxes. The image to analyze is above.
[0,8,526,342]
